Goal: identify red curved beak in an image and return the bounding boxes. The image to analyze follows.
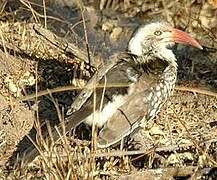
[172,28,203,49]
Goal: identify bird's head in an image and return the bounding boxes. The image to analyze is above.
[128,22,202,66]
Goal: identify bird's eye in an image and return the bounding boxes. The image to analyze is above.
[154,30,162,36]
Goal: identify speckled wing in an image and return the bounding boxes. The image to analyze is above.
[97,64,176,148]
[97,74,152,148]
[97,91,149,148]
[62,59,139,125]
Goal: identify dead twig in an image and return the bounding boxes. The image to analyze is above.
[175,85,217,98]
[20,84,217,105]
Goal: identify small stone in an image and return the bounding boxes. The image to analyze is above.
[149,125,164,136]
[102,22,114,32]
[191,20,198,28]
[110,27,123,41]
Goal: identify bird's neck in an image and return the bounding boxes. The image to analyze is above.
[128,54,178,92]
[139,56,177,75]
[140,56,178,95]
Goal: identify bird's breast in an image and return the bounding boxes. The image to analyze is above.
[145,64,177,122]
